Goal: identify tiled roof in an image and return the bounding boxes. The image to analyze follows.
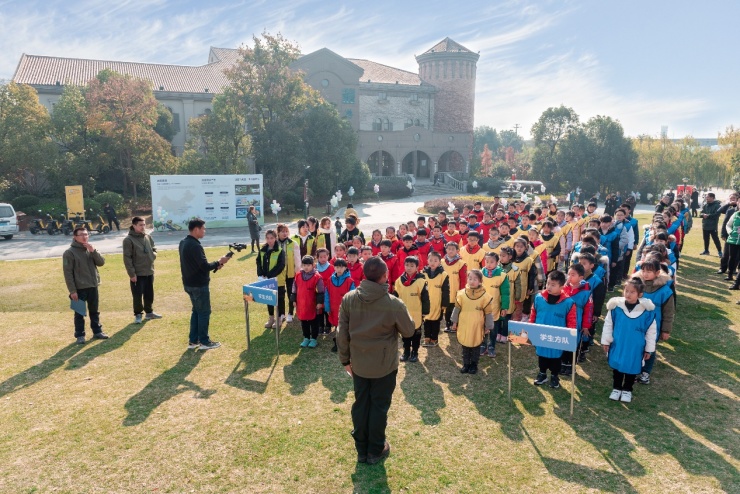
[13,54,231,94]
[346,59,421,86]
[422,37,474,55]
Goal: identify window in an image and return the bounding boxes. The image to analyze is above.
[383,118,391,131]
[167,107,181,133]
[342,88,355,104]
[410,93,418,101]
[373,118,382,131]
[414,119,422,128]
[378,91,387,100]
[404,118,413,129]
[344,109,352,119]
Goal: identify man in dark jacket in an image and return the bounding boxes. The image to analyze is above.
[103,203,120,231]
[337,257,415,464]
[123,216,161,324]
[179,218,231,350]
[699,192,723,256]
[717,192,738,275]
[63,227,109,344]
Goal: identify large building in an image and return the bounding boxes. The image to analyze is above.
[13,37,478,178]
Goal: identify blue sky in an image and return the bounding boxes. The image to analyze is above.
[1,0,737,138]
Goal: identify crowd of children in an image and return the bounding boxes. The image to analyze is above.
[255,196,686,404]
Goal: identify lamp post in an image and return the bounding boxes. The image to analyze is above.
[303,165,310,219]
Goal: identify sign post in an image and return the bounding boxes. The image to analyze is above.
[242,278,279,353]
[507,321,580,416]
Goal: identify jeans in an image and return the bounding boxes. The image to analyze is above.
[642,350,658,374]
[130,274,154,315]
[351,370,397,458]
[185,285,212,344]
[703,229,722,252]
[73,287,102,337]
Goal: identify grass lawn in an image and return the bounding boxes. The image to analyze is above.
[0,214,738,493]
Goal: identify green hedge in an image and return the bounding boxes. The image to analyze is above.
[94,191,126,217]
[367,177,414,199]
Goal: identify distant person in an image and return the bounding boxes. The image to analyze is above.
[690,189,700,217]
[63,227,109,344]
[179,218,231,350]
[654,194,672,214]
[699,193,722,257]
[103,202,120,231]
[123,216,162,324]
[336,257,415,464]
[247,205,260,253]
[344,203,359,222]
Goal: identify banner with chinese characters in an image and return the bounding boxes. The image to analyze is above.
[507,321,579,352]
[150,174,263,229]
[243,278,278,306]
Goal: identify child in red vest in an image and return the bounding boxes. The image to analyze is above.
[291,256,325,349]
[324,258,356,352]
[369,229,383,255]
[414,228,433,269]
[315,248,334,335]
[398,233,420,266]
[385,226,402,254]
[443,220,461,245]
[430,225,446,253]
[379,239,401,291]
[346,247,364,286]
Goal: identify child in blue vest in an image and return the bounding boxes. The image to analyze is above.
[560,263,593,375]
[575,251,605,358]
[601,277,657,403]
[529,270,577,389]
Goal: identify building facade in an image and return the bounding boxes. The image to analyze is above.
[13,37,478,178]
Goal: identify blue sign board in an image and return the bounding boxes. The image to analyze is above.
[243,278,278,306]
[508,321,579,352]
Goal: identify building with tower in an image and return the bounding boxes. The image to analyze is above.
[13,37,478,179]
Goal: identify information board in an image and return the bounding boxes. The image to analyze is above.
[150,175,263,229]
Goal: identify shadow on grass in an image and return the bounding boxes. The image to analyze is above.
[0,343,84,399]
[65,322,143,370]
[282,333,352,403]
[400,356,446,425]
[123,350,214,426]
[351,461,389,494]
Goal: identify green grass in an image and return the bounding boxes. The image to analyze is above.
[0,216,738,493]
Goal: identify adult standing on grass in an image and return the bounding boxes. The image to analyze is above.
[336,256,415,465]
[63,227,109,345]
[179,218,231,350]
[698,192,723,257]
[103,202,120,231]
[725,207,740,292]
[716,192,738,278]
[247,205,260,253]
[123,216,161,324]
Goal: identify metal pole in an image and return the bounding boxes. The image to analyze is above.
[244,299,251,350]
[508,339,512,403]
[275,307,280,355]
[570,347,577,417]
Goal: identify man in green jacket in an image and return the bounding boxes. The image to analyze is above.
[63,227,109,344]
[337,257,415,465]
[123,216,161,324]
[699,192,723,257]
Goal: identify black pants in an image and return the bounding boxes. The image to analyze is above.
[444,304,455,328]
[613,370,636,391]
[622,250,634,279]
[106,215,120,231]
[130,274,154,315]
[703,229,722,252]
[301,316,321,339]
[73,287,102,338]
[351,370,397,458]
[250,238,260,251]
[402,328,422,354]
[538,356,561,375]
[522,294,533,315]
[609,260,624,289]
[461,345,480,366]
[286,277,295,315]
[723,242,739,275]
[423,318,441,340]
[267,286,286,318]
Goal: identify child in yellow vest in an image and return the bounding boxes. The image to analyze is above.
[422,250,450,347]
[442,242,468,334]
[480,252,510,358]
[393,256,429,363]
[451,269,494,375]
[460,231,485,270]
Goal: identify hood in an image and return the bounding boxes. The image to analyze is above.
[127,229,146,238]
[606,297,655,316]
[424,265,445,278]
[463,286,488,299]
[70,240,87,249]
[356,279,390,302]
[635,270,671,291]
[331,270,352,285]
[538,289,570,304]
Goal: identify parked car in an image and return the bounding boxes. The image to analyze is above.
[0,203,19,240]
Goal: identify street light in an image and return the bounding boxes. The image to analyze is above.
[304,165,310,219]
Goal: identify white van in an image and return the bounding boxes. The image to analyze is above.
[0,203,19,239]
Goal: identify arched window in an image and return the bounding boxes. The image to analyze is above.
[405,118,413,129]
[383,118,391,131]
[414,119,422,128]
[373,118,382,131]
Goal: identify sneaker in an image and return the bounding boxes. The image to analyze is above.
[724,275,735,281]
[718,251,723,258]
[549,376,560,389]
[577,352,586,363]
[460,364,470,374]
[422,338,432,347]
[400,353,410,362]
[264,316,275,328]
[76,336,86,345]
[409,352,418,362]
[480,347,487,356]
[488,349,496,358]
[199,341,221,350]
[716,269,726,274]
[534,372,548,385]
[366,441,390,465]
[638,371,651,385]
[318,326,326,335]
[285,314,294,323]
[607,286,615,293]
[187,342,199,350]
[468,364,478,375]
[559,365,572,377]
[134,314,143,324]
[729,285,739,291]
[93,332,109,340]
[307,338,318,348]
[699,251,709,255]
[429,339,438,347]
[443,326,453,333]
[620,391,633,403]
[300,338,310,348]
[331,343,338,352]
[609,389,622,401]
[145,312,163,320]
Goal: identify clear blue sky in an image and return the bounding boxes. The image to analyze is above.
[1,0,737,139]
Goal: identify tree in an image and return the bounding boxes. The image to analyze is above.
[499,129,524,153]
[531,105,579,185]
[0,82,57,196]
[473,126,500,157]
[86,70,175,200]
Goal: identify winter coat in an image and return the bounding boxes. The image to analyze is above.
[481,266,510,320]
[63,241,105,294]
[529,291,577,358]
[393,272,430,329]
[451,286,494,348]
[324,271,355,327]
[122,229,156,277]
[725,211,740,245]
[247,210,260,239]
[292,270,324,321]
[423,266,450,321]
[700,200,722,230]
[336,279,416,379]
[632,270,675,337]
[601,297,657,375]
[256,242,286,287]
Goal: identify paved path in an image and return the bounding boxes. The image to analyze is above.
[0,194,692,261]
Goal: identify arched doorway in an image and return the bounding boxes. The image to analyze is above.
[402,151,431,178]
[367,151,395,176]
[438,151,465,173]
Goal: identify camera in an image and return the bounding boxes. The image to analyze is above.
[212,243,249,272]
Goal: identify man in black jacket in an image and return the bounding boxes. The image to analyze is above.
[179,218,231,350]
[699,193,723,257]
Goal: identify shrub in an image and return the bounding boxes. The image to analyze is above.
[337,161,372,199]
[94,191,126,217]
[422,195,495,214]
[85,199,102,215]
[472,177,506,196]
[367,177,414,199]
[11,195,40,211]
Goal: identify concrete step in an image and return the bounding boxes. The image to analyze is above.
[413,183,460,196]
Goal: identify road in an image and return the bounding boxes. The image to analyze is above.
[0,194,674,261]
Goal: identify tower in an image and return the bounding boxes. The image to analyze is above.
[416,37,479,134]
